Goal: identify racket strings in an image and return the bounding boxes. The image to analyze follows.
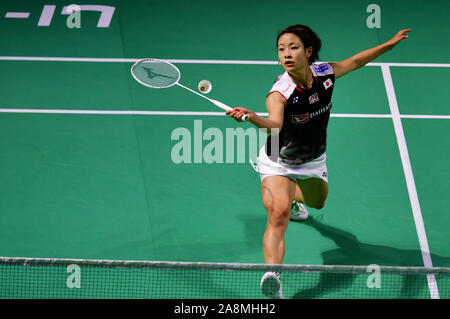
[131,59,180,88]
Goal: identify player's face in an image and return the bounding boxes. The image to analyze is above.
[277,33,312,71]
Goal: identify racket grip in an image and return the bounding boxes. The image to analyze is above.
[211,99,248,122]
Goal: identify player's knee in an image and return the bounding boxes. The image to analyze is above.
[267,203,290,226]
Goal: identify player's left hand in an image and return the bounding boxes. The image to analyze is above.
[387,29,411,48]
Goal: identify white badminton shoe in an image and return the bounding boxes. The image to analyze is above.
[290,201,308,221]
[260,272,284,299]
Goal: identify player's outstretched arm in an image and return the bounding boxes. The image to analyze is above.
[331,29,411,79]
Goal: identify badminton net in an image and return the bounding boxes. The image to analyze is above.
[1,257,449,299]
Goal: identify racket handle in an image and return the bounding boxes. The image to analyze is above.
[211,99,248,122]
[175,83,248,122]
[210,99,231,111]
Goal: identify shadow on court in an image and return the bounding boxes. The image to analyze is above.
[291,216,450,299]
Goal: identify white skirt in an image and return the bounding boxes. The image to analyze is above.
[252,146,328,183]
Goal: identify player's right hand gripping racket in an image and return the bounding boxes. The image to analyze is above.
[131,58,248,121]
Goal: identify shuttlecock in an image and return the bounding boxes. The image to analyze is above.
[198,80,212,94]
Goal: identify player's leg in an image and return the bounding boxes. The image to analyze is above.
[294,184,304,202]
[296,177,329,209]
[290,154,328,220]
[261,175,297,264]
[260,175,296,299]
[289,184,309,221]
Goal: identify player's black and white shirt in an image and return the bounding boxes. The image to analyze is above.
[265,62,335,165]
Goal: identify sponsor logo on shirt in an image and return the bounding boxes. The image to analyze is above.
[292,102,332,124]
[310,102,332,119]
[282,84,292,94]
[309,92,319,104]
[314,64,329,73]
[292,113,309,124]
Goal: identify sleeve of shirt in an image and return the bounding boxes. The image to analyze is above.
[267,73,296,101]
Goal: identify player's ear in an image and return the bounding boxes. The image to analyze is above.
[305,46,313,58]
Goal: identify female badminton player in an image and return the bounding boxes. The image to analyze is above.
[226,25,411,299]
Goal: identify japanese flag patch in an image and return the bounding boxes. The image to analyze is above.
[323,78,333,90]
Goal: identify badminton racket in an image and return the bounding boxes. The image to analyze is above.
[130,58,248,121]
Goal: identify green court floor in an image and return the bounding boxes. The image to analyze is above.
[0,0,449,299]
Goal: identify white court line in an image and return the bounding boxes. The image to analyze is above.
[0,56,139,63]
[0,109,449,120]
[0,56,449,67]
[371,62,450,68]
[0,56,277,64]
[0,109,228,116]
[331,113,391,118]
[401,114,450,120]
[381,65,439,299]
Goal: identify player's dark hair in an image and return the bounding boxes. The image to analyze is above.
[277,25,321,64]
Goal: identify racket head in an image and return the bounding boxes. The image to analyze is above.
[131,58,181,89]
